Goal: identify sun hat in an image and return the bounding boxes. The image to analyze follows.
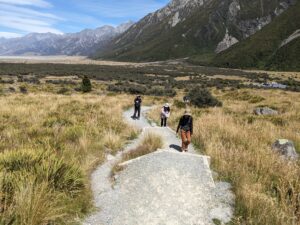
[184,109,192,116]
[164,103,169,107]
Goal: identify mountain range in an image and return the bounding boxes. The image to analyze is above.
[0,21,133,56]
[0,0,299,70]
[93,0,299,70]
[94,0,295,59]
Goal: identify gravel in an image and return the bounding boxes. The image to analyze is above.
[83,107,234,225]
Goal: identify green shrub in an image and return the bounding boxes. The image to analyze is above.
[57,87,70,95]
[188,87,222,108]
[19,86,28,94]
[224,90,265,103]
[173,99,186,109]
[81,76,92,93]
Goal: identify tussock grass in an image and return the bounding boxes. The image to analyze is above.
[149,89,300,225]
[111,133,163,181]
[0,93,133,224]
[122,133,163,162]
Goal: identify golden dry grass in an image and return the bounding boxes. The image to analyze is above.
[149,88,300,225]
[0,93,134,224]
[111,133,163,182]
[122,132,163,162]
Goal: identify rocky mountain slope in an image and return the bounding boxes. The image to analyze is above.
[211,1,300,71]
[94,0,296,62]
[0,22,133,56]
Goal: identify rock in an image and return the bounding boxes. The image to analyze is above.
[106,154,115,161]
[272,139,299,160]
[254,107,278,115]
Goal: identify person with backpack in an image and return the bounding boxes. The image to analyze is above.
[176,109,193,152]
[161,103,171,127]
[132,95,142,119]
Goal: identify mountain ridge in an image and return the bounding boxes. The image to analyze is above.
[0,21,134,56]
[93,0,296,62]
[209,1,300,71]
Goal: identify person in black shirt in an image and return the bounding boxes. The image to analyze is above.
[176,109,193,152]
[132,95,142,119]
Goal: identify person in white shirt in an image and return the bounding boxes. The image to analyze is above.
[161,103,171,127]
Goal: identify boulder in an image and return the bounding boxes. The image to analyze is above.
[272,139,299,160]
[254,107,278,115]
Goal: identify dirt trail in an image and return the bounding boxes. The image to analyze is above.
[83,107,234,225]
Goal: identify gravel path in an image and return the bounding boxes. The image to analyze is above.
[83,107,234,225]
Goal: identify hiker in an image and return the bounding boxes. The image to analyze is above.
[132,95,142,119]
[183,96,190,104]
[176,109,193,152]
[161,103,171,127]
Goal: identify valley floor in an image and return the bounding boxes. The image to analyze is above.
[0,60,299,225]
[0,56,149,66]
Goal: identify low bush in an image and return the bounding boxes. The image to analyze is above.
[81,76,92,93]
[18,76,40,84]
[108,83,176,97]
[224,90,265,103]
[46,80,77,85]
[188,87,222,108]
[0,78,14,84]
[173,99,187,109]
[19,86,28,94]
[57,87,70,95]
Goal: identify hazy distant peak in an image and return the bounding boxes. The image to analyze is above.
[0,22,133,56]
[116,21,135,33]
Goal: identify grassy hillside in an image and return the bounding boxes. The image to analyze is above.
[209,1,300,71]
[267,38,300,71]
[94,0,222,61]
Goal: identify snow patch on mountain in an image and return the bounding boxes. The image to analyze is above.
[215,29,239,53]
[228,0,240,20]
[280,29,300,48]
[170,12,181,27]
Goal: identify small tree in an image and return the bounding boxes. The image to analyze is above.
[188,87,222,108]
[81,76,92,93]
[19,85,28,94]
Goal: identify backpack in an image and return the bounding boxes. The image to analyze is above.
[181,115,192,131]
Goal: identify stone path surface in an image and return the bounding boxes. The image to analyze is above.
[83,107,234,225]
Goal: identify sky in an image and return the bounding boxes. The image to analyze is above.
[0,0,169,38]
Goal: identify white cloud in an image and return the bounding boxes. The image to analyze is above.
[0,15,63,34]
[0,2,63,35]
[0,0,52,8]
[0,4,61,20]
[0,31,22,38]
